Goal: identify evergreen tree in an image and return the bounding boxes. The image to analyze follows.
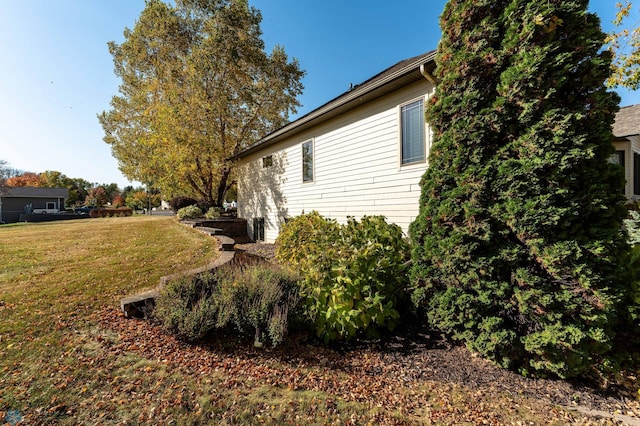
[410,0,637,378]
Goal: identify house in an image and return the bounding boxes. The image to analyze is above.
[235,50,639,243]
[234,51,436,242]
[0,187,69,224]
[612,104,640,201]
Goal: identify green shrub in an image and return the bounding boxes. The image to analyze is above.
[154,272,218,341]
[204,207,221,219]
[154,262,301,346]
[275,211,340,272]
[276,212,410,343]
[214,262,301,347]
[177,205,203,220]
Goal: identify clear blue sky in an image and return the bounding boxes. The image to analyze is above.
[0,1,638,189]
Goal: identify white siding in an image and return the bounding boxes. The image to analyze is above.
[238,79,435,242]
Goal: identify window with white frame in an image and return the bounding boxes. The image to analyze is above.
[401,99,426,165]
[302,140,314,182]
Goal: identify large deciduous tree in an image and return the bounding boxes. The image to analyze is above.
[410,0,637,378]
[607,1,640,89]
[99,0,304,207]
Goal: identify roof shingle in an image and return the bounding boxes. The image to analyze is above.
[614,104,640,138]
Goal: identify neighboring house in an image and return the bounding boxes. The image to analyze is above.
[0,187,69,224]
[235,50,640,243]
[612,104,640,201]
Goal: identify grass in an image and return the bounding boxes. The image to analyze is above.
[0,216,625,424]
[0,216,218,424]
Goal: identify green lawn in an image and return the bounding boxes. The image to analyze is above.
[0,216,630,424]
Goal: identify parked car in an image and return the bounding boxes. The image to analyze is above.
[74,206,95,214]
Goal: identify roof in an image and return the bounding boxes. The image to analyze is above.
[614,104,640,138]
[233,50,437,160]
[2,187,69,198]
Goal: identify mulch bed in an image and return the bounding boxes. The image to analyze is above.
[103,241,639,424]
[97,306,640,425]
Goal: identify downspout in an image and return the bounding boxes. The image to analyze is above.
[420,64,437,84]
[420,63,437,167]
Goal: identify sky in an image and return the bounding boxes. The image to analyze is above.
[1,1,638,189]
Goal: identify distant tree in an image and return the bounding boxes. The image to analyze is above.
[0,160,11,195]
[0,160,23,190]
[112,195,126,208]
[68,178,92,207]
[127,190,160,211]
[126,191,146,211]
[99,0,304,207]
[120,185,134,201]
[101,183,120,204]
[607,1,640,89]
[39,170,66,188]
[6,172,43,187]
[85,186,109,207]
[410,0,636,378]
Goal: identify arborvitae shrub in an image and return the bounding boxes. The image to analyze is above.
[410,0,637,379]
[276,212,410,342]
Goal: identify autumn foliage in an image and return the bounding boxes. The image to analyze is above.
[6,172,43,187]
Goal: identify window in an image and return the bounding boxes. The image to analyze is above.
[401,99,425,165]
[46,202,55,210]
[252,217,265,241]
[262,155,273,168]
[609,150,625,167]
[302,140,314,182]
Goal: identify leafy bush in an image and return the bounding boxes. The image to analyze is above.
[169,196,198,212]
[176,205,203,220]
[275,211,340,272]
[276,212,410,342]
[154,262,301,346]
[204,207,221,219]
